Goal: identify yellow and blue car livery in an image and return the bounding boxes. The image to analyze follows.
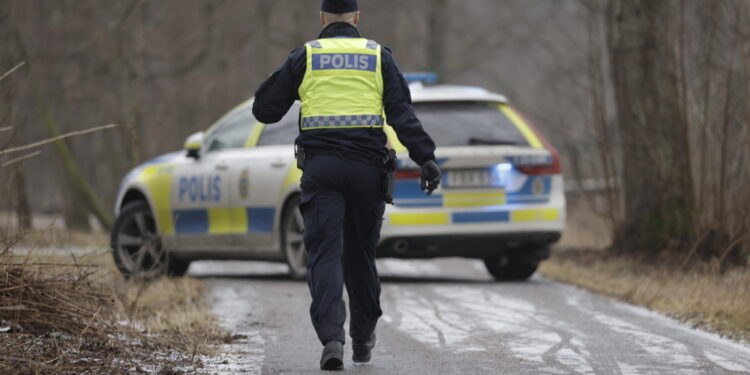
[118,157,281,237]
[374,84,564,258]
[113,83,564,272]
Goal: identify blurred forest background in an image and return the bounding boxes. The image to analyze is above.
[1,0,749,264]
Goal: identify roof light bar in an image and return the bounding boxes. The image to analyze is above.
[403,72,438,84]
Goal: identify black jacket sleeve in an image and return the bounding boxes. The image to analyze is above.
[252,48,306,124]
[381,47,436,166]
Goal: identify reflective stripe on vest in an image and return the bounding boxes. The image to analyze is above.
[301,115,385,129]
[298,38,385,130]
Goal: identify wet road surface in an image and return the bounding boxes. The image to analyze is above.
[189,259,750,375]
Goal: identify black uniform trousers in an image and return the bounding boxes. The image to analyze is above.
[299,154,385,345]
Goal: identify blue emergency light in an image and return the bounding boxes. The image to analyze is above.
[403,72,438,84]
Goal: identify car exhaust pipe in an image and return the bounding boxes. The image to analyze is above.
[393,239,410,253]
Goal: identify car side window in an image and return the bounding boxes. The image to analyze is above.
[204,105,255,152]
[257,103,300,146]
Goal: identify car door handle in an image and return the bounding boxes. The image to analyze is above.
[270,161,287,168]
[215,164,229,171]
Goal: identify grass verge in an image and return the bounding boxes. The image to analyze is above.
[540,248,750,343]
[0,245,229,374]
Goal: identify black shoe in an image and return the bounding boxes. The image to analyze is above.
[352,333,376,363]
[320,341,344,371]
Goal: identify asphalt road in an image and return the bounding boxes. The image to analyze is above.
[189,259,750,375]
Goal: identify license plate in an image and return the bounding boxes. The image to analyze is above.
[445,169,505,188]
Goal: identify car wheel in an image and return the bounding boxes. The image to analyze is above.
[484,253,539,281]
[281,195,307,280]
[111,201,190,280]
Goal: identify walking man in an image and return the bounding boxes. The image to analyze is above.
[252,0,441,370]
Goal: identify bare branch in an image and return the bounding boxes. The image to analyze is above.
[0,61,25,82]
[0,124,124,156]
[1,150,42,168]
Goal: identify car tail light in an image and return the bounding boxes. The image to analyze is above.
[513,107,562,175]
[515,160,561,176]
[395,169,421,179]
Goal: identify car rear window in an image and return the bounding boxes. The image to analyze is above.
[412,102,530,147]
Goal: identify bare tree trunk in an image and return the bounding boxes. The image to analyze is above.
[606,0,694,253]
[12,165,32,229]
[582,0,623,251]
[3,97,32,230]
[427,0,448,79]
[114,0,144,167]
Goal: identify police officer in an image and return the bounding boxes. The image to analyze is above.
[253,0,441,370]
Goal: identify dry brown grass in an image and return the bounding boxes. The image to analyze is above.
[0,248,228,374]
[540,249,750,342]
[115,276,217,334]
[556,198,613,250]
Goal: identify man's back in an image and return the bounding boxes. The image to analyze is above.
[252,21,436,167]
[299,37,383,124]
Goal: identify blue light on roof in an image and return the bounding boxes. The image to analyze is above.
[403,72,438,84]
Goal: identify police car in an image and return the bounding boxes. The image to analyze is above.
[111,75,565,281]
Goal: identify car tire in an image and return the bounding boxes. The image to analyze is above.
[484,253,539,281]
[281,195,307,280]
[111,200,190,280]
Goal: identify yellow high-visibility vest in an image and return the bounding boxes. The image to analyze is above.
[298,38,384,130]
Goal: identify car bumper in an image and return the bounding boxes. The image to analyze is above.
[376,231,560,259]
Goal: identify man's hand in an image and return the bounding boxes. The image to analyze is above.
[420,160,441,195]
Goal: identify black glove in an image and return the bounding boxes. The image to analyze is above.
[420,160,441,195]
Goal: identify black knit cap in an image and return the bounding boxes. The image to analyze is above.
[321,0,359,13]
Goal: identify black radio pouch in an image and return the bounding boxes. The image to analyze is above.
[383,149,397,204]
[295,142,306,170]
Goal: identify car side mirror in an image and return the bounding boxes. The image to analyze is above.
[184,131,204,159]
